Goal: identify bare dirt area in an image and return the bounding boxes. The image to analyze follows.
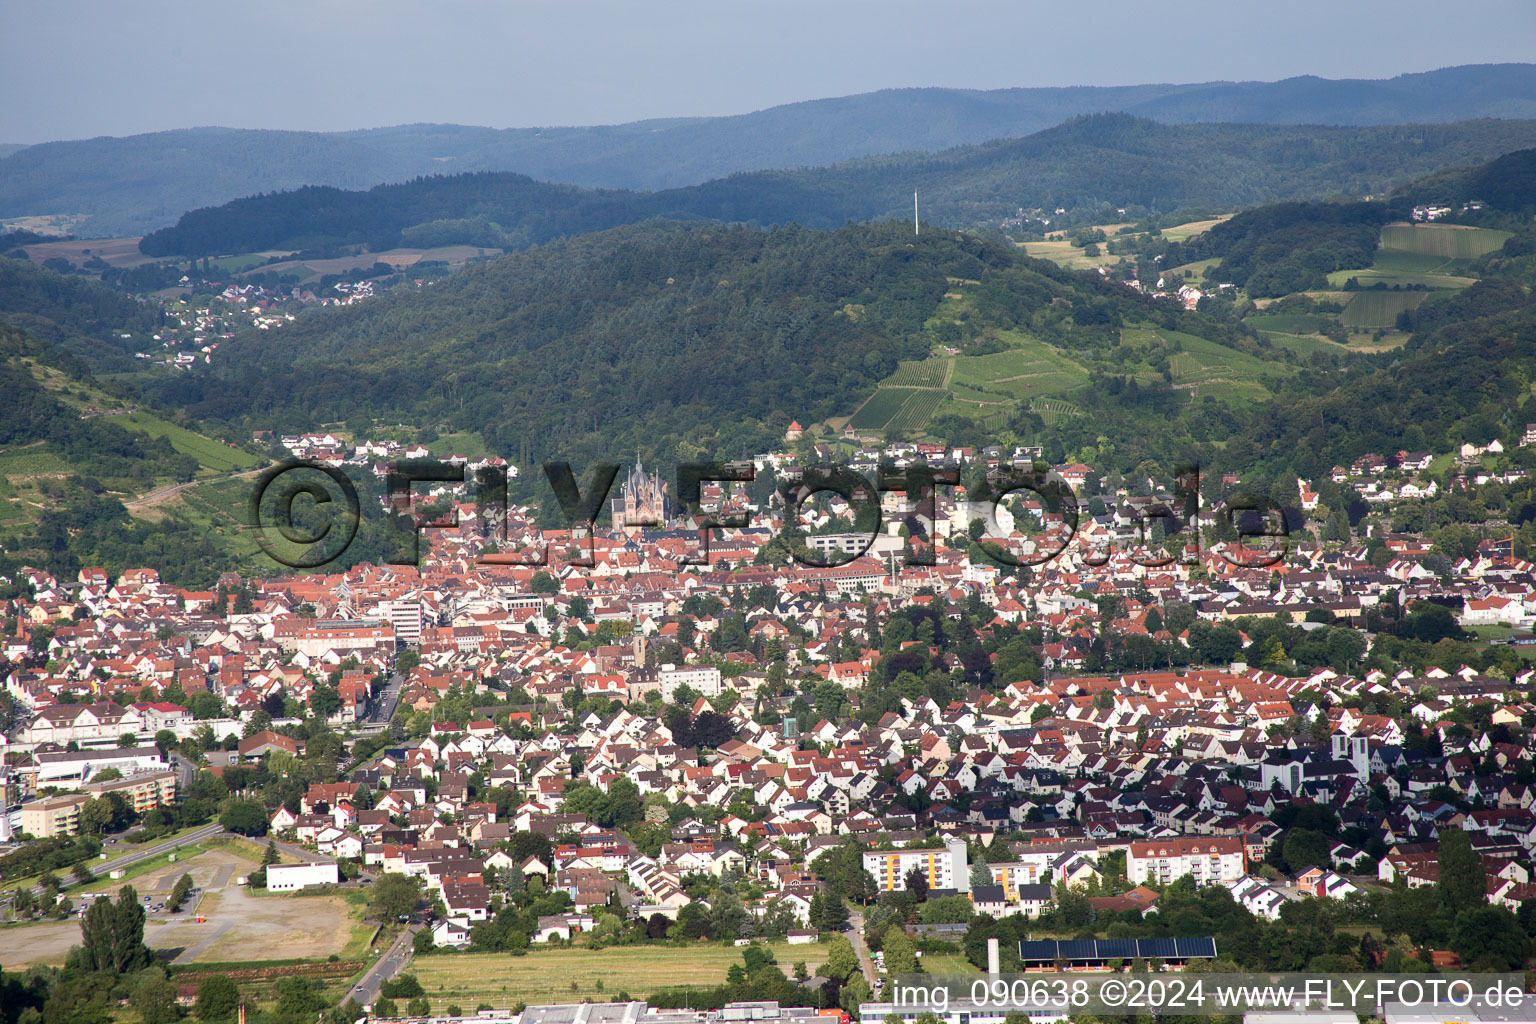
[180,881,360,963]
[1,846,362,968]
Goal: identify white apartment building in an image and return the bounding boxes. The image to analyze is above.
[657,664,722,702]
[863,838,970,893]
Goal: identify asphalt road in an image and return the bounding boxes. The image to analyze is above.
[347,925,418,1007]
[846,905,879,987]
[353,673,405,738]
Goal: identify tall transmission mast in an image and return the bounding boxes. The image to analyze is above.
[914,191,919,236]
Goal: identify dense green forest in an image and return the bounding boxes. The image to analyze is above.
[0,256,163,369]
[12,64,1536,235]
[138,116,1536,257]
[146,221,977,462]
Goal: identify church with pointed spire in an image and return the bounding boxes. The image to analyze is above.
[610,459,671,534]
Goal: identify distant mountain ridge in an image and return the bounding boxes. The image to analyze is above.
[139,116,1536,257]
[8,63,1536,236]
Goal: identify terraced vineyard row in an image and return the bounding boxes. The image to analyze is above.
[886,359,951,388]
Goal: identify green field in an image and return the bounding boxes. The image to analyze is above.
[851,303,1295,434]
[426,431,493,460]
[1340,290,1428,328]
[0,446,71,477]
[1368,248,1465,275]
[886,389,946,433]
[1379,223,1512,259]
[1327,267,1476,290]
[1322,222,1506,292]
[949,339,1090,399]
[101,411,259,472]
[1258,333,1351,357]
[1126,328,1288,404]
[848,387,948,434]
[919,952,981,974]
[848,387,919,430]
[410,941,830,1011]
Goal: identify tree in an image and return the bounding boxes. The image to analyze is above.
[825,935,860,981]
[132,969,182,1024]
[218,801,267,837]
[816,893,851,932]
[80,798,113,835]
[882,925,919,974]
[1452,905,1527,971]
[79,887,152,975]
[969,859,994,890]
[1280,828,1332,873]
[903,865,929,902]
[168,874,194,913]
[530,571,559,594]
[380,974,424,999]
[187,691,224,720]
[1438,827,1486,915]
[309,683,341,719]
[369,872,423,921]
[195,975,239,1022]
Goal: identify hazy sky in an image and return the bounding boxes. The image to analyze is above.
[4,0,1535,144]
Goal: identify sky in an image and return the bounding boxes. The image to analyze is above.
[3,0,1535,144]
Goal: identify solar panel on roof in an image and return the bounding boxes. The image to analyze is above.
[1096,938,1138,959]
[1060,939,1097,960]
[1174,937,1217,958]
[1018,940,1059,961]
[1137,937,1178,958]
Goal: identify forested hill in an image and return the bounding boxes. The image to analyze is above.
[10,63,1536,235]
[0,255,164,370]
[1399,147,1536,212]
[139,116,1536,257]
[141,220,1268,468]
